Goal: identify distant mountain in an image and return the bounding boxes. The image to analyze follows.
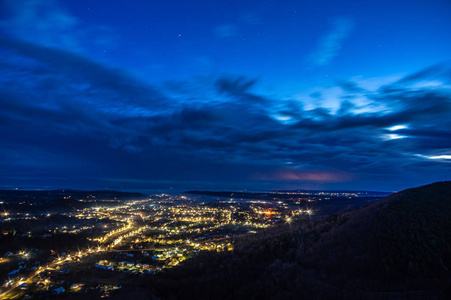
[186,189,391,200]
[0,189,146,202]
[147,182,451,299]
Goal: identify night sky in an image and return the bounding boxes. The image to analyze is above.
[1,0,450,192]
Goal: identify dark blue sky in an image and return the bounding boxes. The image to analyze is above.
[0,0,450,192]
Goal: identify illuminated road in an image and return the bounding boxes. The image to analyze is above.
[0,223,147,299]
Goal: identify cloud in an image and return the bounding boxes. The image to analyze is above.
[397,62,451,84]
[0,0,116,53]
[216,76,257,95]
[0,36,450,190]
[0,0,81,50]
[0,37,166,109]
[310,17,354,66]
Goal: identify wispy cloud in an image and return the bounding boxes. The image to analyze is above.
[0,0,81,50]
[0,0,116,53]
[310,17,354,66]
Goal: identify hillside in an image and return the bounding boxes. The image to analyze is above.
[145,182,451,299]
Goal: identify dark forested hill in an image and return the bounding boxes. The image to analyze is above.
[146,182,451,299]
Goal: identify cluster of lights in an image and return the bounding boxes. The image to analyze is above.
[1,193,320,297]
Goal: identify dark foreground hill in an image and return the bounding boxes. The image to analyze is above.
[145,182,451,299]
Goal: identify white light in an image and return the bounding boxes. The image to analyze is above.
[386,124,408,131]
[384,133,406,140]
[416,154,451,161]
[427,155,451,160]
[271,114,296,124]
